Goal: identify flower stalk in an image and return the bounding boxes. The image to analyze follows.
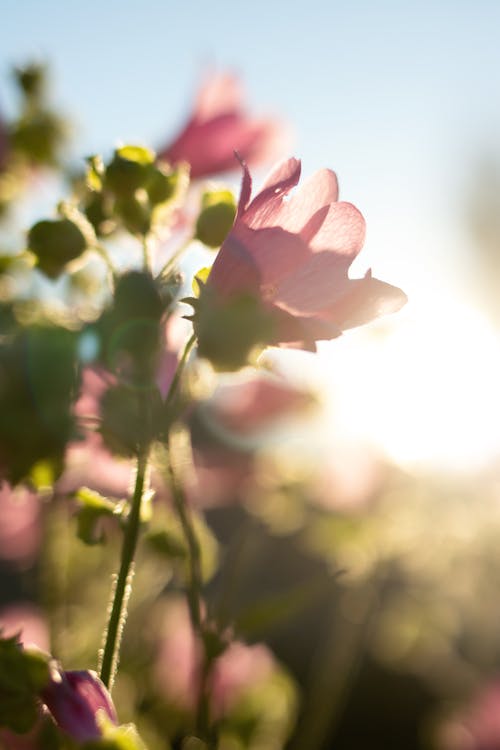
[99,446,149,691]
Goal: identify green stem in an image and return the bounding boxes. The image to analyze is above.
[93,243,117,290]
[167,447,203,631]
[163,330,215,740]
[163,333,196,416]
[167,447,214,743]
[99,448,149,690]
[142,234,152,272]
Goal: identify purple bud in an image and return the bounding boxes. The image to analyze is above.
[41,669,118,741]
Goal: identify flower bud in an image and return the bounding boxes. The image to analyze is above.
[195,189,236,248]
[41,669,118,742]
[27,218,88,278]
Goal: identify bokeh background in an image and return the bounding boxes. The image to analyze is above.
[2,2,500,749]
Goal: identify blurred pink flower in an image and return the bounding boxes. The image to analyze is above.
[0,604,50,651]
[153,599,203,711]
[438,680,500,750]
[207,157,407,350]
[153,599,276,719]
[209,641,274,719]
[157,71,286,178]
[58,367,133,498]
[41,669,118,742]
[190,373,316,507]
[206,374,315,436]
[0,484,41,566]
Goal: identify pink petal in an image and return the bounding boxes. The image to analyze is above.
[279,169,339,235]
[42,670,118,742]
[210,375,313,434]
[320,271,408,330]
[163,114,256,178]
[309,201,366,255]
[244,157,301,229]
[233,225,310,288]
[207,230,261,296]
[271,306,342,349]
[236,156,252,217]
[272,250,355,314]
[193,72,243,122]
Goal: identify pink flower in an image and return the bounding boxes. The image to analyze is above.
[157,71,285,179]
[0,484,41,566]
[205,157,407,352]
[41,669,118,742]
[437,680,500,750]
[58,367,133,498]
[206,373,315,436]
[0,604,50,651]
[153,599,276,719]
[209,641,274,719]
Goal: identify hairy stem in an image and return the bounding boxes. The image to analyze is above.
[99,448,149,690]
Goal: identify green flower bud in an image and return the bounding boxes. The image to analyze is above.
[28,218,88,278]
[145,164,176,206]
[195,189,236,248]
[114,194,151,236]
[11,110,66,165]
[105,145,155,197]
[14,63,46,100]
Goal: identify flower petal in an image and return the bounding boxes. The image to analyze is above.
[208,231,261,296]
[273,251,352,313]
[193,72,243,122]
[310,201,365,256]
[42,670,118,742]
[234,225,310,289]
[320,271,408,330]
[271,306,342,349]
[244,157,301,229]
[235,155,252,217]
[279,169,339,235]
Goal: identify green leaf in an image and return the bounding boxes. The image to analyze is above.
[0,325,79,485]
[0,635,51,734]
[75,487,125,545]
[145,528,188,560]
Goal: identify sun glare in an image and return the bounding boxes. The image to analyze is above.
[318,294,500,473]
